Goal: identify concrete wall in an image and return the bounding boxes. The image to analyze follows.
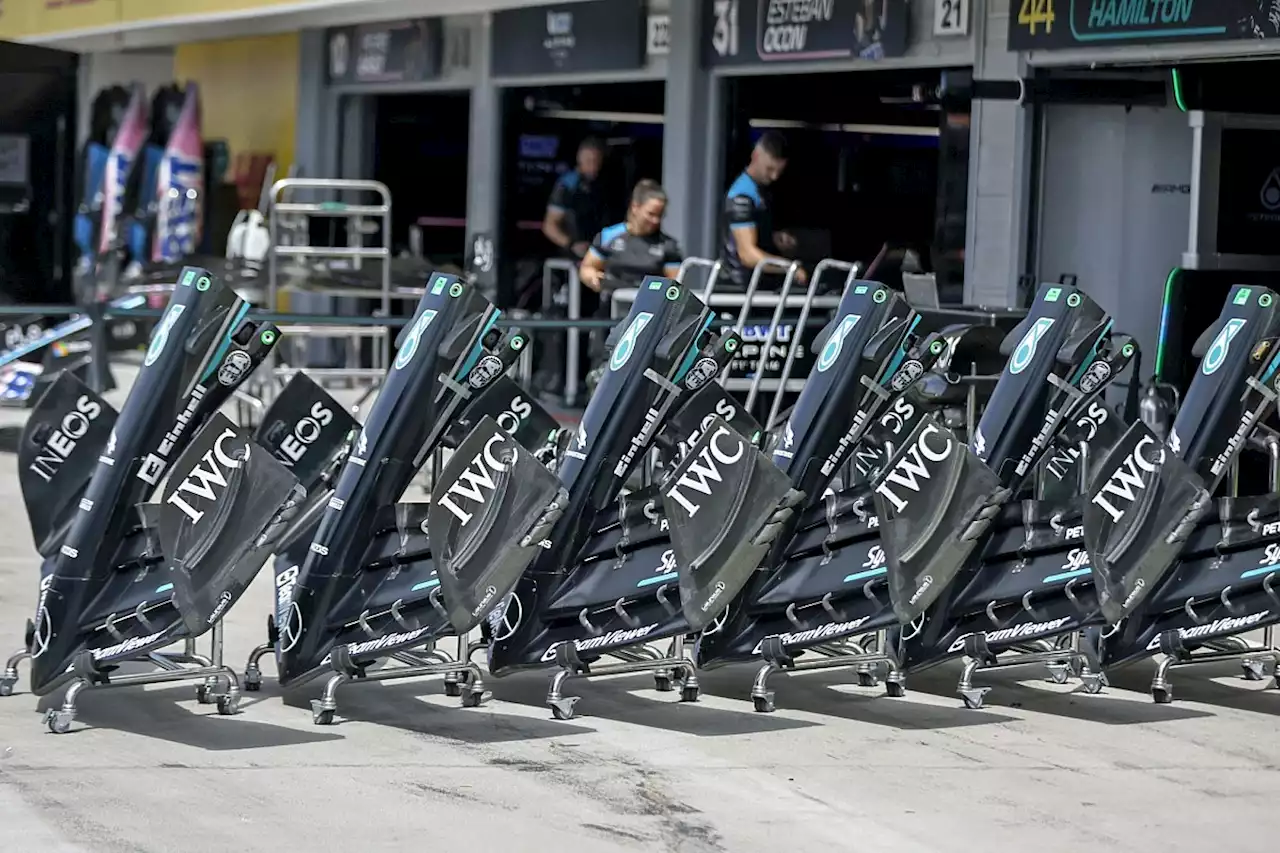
[1036,104,1192,365]
[963,0,1032,308]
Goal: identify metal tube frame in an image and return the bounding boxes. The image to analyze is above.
[40,618,240,734]
[955,634,1090,710]
[748,630,908,713]
[266,178,393,408]
[545,634,699,721]
[675,256,723,299]
[244,634,487,725]
[763,259,861,431]
[542,258,584,407]
[1145,438,1280,703]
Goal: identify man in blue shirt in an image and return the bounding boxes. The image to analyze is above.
[542,137,607,261]
[720,131,807,290]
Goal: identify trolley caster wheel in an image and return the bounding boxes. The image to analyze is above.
[653,674,674,692]
[312,708,336,726]
[444,682,463,697]
[752,693,776,713]
[884,680,906,698]
[549,697,579,721]
[1241,659,1267,682]
[45,710,74,734]
[1045,663,1071,685]
[680,684,700,703]
[216,695,240,716]
[0,677,15,697]
[1151,685,1173,704]
[461,688,491,708]
[195,684,214,704]
[856,669,878,687]
[959,687,990,710]
[1080,673,1106,695]
[243,670,262,692]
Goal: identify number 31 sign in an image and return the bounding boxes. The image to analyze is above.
[934,0,969,36]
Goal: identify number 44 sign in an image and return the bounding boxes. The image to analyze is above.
[933,0,969,36]
[1017,0,1056,34]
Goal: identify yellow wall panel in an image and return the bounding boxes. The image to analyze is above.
[119,0,296,24]
[1,0,300,39]
[173,32,299,176]
[1,0,122,38]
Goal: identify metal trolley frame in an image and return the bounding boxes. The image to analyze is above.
[1,621,240,734]
[263,178,406,411]
[1144,436,1280,704]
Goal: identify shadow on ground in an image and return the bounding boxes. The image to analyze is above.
[33,684,343,749]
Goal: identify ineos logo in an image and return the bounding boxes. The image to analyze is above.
[274,400,336,467]
[496,396,533,435]
[28,393,104,484]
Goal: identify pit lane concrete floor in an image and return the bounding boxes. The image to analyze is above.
[1,371,1279,853]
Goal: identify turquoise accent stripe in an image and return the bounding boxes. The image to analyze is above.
[1262,350,1280,385]
[638,572,677,588]
[1070,24,1224,41]
[455,310,502,381]
[843,566,887,583]
[1042,567,1092,584]
[155,583,174,593]
[1240,564,1280,581]
[880,316,921,383]
[1067,320,1113,386]
[199,302,252,382]
[410,579,440,592]
[672,314,716,385]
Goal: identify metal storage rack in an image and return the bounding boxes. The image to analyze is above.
[266,178,401,405]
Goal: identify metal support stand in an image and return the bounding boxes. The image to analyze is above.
[1144,448,1280,703]
[1148,626,1280,704]
[306,634,488,726]
[42,619,240,734]
[954,631,1092,710]
[545,635,699,721]
[0,648,29,696]
[748,630,906,713]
